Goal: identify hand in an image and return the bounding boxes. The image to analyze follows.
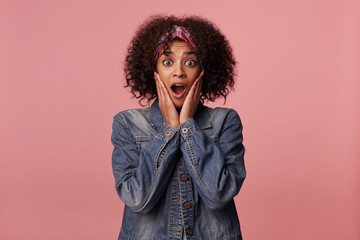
[179,70,204,124]
[154,72,180,128]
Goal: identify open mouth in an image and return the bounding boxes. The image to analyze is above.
[171,83,186,96]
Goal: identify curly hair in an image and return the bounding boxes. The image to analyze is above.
[124,15,236,105]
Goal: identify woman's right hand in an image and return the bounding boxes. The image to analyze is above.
[154,72,180,128]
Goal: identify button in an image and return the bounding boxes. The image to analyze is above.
[186,229,193,235]
[181,174,189,181]
[182,128,189,133]
[184,203,191,209]
[169,226,181,231]
[165,130,171,136]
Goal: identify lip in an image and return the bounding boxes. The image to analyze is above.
[170,83,187,99]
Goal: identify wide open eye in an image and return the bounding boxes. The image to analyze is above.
[163,59,173,66]
[185,60,197,67]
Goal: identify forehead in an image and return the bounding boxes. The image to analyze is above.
[166,40,196,52]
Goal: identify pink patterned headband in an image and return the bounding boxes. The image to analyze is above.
[153,25,202,66]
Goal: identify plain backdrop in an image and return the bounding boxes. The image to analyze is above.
[1,0,359,239]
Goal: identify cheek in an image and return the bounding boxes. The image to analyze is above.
[158,72,170,84]
[158,71,172,90]
[188,69,201,81]
[157,65,170,78]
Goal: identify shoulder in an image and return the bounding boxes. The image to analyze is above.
[206,106,238,116]
[113,107,151,128]
[203,105,241,125]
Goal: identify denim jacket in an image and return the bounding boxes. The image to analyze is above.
[111,99,246,240]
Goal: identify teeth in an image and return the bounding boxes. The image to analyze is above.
[174,84,183,87]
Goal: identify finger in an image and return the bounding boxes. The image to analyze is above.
[154,72,160,93]
[192,70,204,93]
[195,79,202,100]
[188,77,201,102]
[159,80,175,107]
[154,72,161,97]
[188,77,199,99]
[197,69,204,81]
[159,78,170,102]
[155,73,166,103]
[195,70,204,92]
[194,70,204,100]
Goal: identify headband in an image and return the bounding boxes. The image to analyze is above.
[153,25,202,66]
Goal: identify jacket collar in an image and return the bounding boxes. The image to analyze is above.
[150,98,211,131]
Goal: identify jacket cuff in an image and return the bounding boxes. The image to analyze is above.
[158,124,179,142]
[179,118,200,140]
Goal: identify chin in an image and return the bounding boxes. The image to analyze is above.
[175,104,183,109]
[174,101,184,109]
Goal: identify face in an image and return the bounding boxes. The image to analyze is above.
[156,40,201,109]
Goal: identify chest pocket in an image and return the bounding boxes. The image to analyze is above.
[135,136,154,151]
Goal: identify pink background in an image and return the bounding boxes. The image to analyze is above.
[1,0,359,239]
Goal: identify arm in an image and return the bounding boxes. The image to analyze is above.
[179,110,246,210]
[111,113,179,214]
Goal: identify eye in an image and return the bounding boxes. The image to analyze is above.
[185,60,197,67]
[163,59,173,66]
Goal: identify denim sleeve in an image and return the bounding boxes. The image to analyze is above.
[179,110,246,210]
[111,113,180,214]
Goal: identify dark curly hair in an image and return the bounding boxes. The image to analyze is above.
[124,15,236,105]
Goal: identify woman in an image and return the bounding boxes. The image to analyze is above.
[111,15,246,240]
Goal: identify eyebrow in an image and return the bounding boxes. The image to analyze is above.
[161,51,198,56]
[184,51,197,56]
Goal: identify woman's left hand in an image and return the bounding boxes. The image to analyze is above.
[179,70,204,124]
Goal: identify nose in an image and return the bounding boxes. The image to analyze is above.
[172,62,185,78]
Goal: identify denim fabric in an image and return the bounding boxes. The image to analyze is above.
[111,99,246,240]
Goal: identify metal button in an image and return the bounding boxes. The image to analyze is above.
[165,130,171,136]
[169,226,181,231]
[181,174,189,181]
[184,203,191,209]
[186,229,193,235]
[182,128,189,133]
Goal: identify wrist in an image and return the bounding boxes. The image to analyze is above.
[179,113,193,125]
[167,120,180,128]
